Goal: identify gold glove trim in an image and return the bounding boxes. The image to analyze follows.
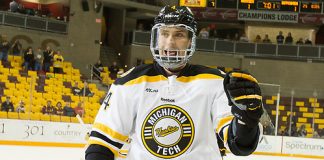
[248,105,261,111]
[234,95,262,101]
[231,73,258,83]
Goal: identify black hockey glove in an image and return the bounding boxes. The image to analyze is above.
[223,70,263,128]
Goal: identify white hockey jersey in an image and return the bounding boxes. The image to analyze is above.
[87,63,260,160]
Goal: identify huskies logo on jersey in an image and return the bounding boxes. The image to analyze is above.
[141,104,194,159]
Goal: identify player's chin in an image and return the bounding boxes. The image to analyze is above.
[166,64,186,73]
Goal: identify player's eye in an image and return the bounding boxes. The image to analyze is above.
[160,31,169,37]
[174,32,186,38]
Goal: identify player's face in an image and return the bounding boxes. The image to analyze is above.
[157,26,191,57]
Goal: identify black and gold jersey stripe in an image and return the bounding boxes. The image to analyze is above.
[114,62,225,86]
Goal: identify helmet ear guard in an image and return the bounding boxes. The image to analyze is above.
[150,6,197,70]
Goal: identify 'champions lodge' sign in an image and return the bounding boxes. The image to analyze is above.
[238,10,298,23]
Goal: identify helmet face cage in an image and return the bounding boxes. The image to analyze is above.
[150,23,196,70]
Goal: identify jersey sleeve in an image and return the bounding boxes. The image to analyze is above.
[87,84,136,158]
[211,85,233,152]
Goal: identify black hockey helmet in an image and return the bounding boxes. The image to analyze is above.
[154,5,197,34]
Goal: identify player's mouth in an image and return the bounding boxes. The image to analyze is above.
[164,50,178,56]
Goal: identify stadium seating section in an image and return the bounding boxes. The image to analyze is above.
[0,55,106,124]
[264,95,324,138]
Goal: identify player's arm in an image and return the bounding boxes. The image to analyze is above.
[85,84,135,160]
[213,71,263,156]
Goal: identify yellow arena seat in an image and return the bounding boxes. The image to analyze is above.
[314,108,323,113]
[63,62,72,68]
[83,102,91,110]
[52,94,62,101]
[63,74,72,81]
[33,92,43,99]
[319,124,324,129]
[88,84,97,90]
[303,113,319,118]
[71,117,79,123]
[89,117,95,124]
[71,96,80,102]
[299,107,308,112]
[28,71,37,77]
[30,113,41,120]
[1,68,10,75]
[83,117,91,124]
[61,116,71,123]
[80,96,89,102]
[31,106,42,113]
[309,98,317,103]
[17,76,26,83]
[72,75,80,81]
[3,89,14,96]
[19,113,30,120]
[0,111,7,118]
[296,101,304,107]
[54,73,63,79]
[51,115,61,122]
[9,69,19,75]
[5,83,15,89]
[54,80,63,86]
[63,88,71,94]
[24,106,31,113]
[45,79,54,85]
[63,68,73,75]
[298,118,307,123]
[282,116,287,122]
[43,93,53,100]
[23,91,30,98]
[11,62,21,69]
[0,74,8,81]
[93,103,101,110]
[296,123,311,128]
[40,114,51,121]
[314,119,324,124]
[72,69,80,75]
[97,91,106,97]
[53,87,63,94]
[44,85,53,92]
[311,103,320,107]
[13,56,22,63]
[8,55,14,61]
[103,67,109,72]
[8,112,19,119]
[46,72,54,78]
[91,110,98,118]
[15,83,27,91]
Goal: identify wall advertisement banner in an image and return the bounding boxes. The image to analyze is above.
[282,136,324,156]
[238,10,298,23]
[299,13,324,24]
[0,119,91,144]
[191,8,238,21]
[255,135,282,153]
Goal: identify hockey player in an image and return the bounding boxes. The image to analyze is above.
[85,5,263,160]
